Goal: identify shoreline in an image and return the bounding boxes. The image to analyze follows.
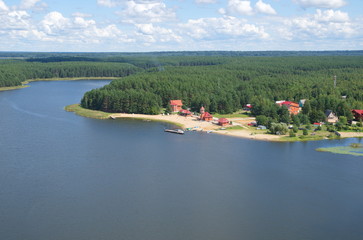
[0,77,118,92]
[66,104,363,142]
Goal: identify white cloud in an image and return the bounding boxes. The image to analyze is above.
[314,9,349,22]
[0,0,9,11]
[294,0,346,9]
[118,0,176,23]
[278,9,355,40]
[135,23,181,43]
[196,0,217,3]
[19,0,47,11]
[181,16,269,39]
[220,0,254,16]
[255,0,276,15]
[20,0,40,9]
[41,11,70,35]
[97,0,121,8]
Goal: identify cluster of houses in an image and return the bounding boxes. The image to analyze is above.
[170,99,363,128]
[170,100,230,126]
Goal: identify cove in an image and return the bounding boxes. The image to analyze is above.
[0,80,363,240]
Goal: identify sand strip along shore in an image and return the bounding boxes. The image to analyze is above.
[109,113,282,141]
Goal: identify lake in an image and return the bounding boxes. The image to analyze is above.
[0,80,362,240]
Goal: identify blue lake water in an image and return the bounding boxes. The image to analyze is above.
[0,80,362,240]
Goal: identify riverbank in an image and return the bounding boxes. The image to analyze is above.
[63,104,363,142]
[66,104,363,142]
[65,104,319,142]
[0,77,118,92]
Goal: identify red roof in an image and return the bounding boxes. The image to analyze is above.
[352,109,363,115]
[170,100,182,106]
[203,112,213,118]
[281,101,298,106]
[180,109,191,114]
[218,118,229,123]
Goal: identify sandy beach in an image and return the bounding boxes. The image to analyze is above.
[109,113,282,141]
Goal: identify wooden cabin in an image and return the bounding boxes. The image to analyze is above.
[200,112,213,121]
[325,110,338,123]
[170,100,183,112]
[218,118,229,126]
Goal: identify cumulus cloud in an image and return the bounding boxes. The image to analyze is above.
[220,0,254,16]
[181,16,269,39]
[220,0,276,16]
[135,23,181,42]
[118,0,176,23]
[0,0,9,11]
[255,0,276,15]
[41,11,70,35]
[19,0,47,11]
[314,9,349,22]
[278,9,354,40]
[294,0,346,9]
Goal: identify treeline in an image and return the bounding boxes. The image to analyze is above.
[0,60,140,87]
[81,56,363,116]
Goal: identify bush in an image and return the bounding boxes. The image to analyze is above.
[293,125,298,133]
[303,129,308,135]
[269,122,288,135]
[289,130,296,137]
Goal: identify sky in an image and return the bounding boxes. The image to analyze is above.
[0,0,362,52]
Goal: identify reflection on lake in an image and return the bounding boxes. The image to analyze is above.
[0,80,362,240]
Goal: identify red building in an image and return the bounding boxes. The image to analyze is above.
[200,112,213,121]
[170,100,183,112]
[218,118,229,126]
[352,109,363,121]
[179,109,192,117]
[280,101,300,115]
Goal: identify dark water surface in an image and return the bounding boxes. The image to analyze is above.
[1,80,362,240]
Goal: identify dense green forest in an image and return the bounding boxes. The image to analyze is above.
[0,60,140,87]
[81,56,363,120]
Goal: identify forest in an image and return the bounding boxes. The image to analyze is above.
[1,52,363,125]
[80,55,363,122]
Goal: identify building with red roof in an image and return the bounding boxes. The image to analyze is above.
[280,101,300,115]
[200,112,213,121]
[170,100,183,112]
[352,109,363,121]
[179,109,192,117]
[218,118,229,126]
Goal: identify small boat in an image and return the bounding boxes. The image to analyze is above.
[164,129,185,134]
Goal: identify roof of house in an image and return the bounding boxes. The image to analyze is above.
[281,101,299,106]
[180,109,191,114]
[352,109,363,115]
[218,118,229,123]
[203,112,213,118]
[170,100,183,106]
[325,110,334,117]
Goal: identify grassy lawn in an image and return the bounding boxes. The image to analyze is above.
[65,104,111,119]
[223,125,245,130]
[213,112,250,118]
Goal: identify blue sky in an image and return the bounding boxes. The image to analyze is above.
[0,0,362,52]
